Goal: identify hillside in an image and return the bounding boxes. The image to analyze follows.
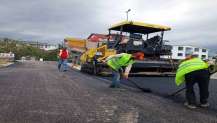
[0,38,59,61]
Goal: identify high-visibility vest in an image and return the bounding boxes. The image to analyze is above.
[107,53,134,71]
[175,58,208,86]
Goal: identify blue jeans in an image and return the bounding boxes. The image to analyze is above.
[111,69,122,87]
[58,59,68,71]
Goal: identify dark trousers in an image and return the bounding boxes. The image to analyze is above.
[185,69,210,105]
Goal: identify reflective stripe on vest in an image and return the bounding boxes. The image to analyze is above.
[107,53,134,71]
[175,58,208,86]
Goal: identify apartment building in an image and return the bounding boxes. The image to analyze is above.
[21,41,58,51]
[170,45,208,60]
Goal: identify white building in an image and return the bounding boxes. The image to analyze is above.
[39,44,58,51]
[0,52,15,61]
[20,41,58,51]
[169,45,208,60]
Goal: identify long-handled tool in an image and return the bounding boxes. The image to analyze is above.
[127,79,152,93]
[169,87,186,97]
[169,69,217,97]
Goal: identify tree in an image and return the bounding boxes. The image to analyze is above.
[0,38,58,61]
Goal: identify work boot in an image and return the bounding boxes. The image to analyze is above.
[200,103,209,108]
[116,85,120,88]
[109,85,116,88]
[115,84,121,88]
[58,64,61,71]
[184,102,197,109]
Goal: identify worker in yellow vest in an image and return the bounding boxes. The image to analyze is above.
[105,53,135,88]
[175,51,209,109]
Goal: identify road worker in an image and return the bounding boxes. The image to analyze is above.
[104,53,136,88]
[175,51,210,109]
[58,47,69,72]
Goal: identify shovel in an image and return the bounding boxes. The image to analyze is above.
[169,69,217,97]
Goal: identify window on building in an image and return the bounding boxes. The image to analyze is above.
[194,48,199,52]
[178,47,183,51]
[202,49,206,52]
[193,54,199,57]
[186,47,193,51]
[185,47,193,55]
[201,55,206,59]
[178,53,183,56]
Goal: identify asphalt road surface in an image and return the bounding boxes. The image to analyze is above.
[0,61,217,123]
[102,73,217,112]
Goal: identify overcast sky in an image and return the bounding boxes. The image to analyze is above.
[0,0,217,50]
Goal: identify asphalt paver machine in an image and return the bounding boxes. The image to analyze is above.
[107,21,177,75]
[80,21,177,75]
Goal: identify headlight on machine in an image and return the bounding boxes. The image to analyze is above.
[133,41,143,46]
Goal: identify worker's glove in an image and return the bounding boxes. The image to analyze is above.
[101,60,106,63]
[122,73,129,79]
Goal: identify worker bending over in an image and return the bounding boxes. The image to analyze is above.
[105,53,135,88]
[176,51,210,109]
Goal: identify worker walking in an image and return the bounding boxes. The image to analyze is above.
[58,47,69,72]
[105,53,135,88]
[175,51,210,109]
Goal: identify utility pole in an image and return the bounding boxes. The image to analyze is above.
[4,38,9,52]
[126,9,131,21]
